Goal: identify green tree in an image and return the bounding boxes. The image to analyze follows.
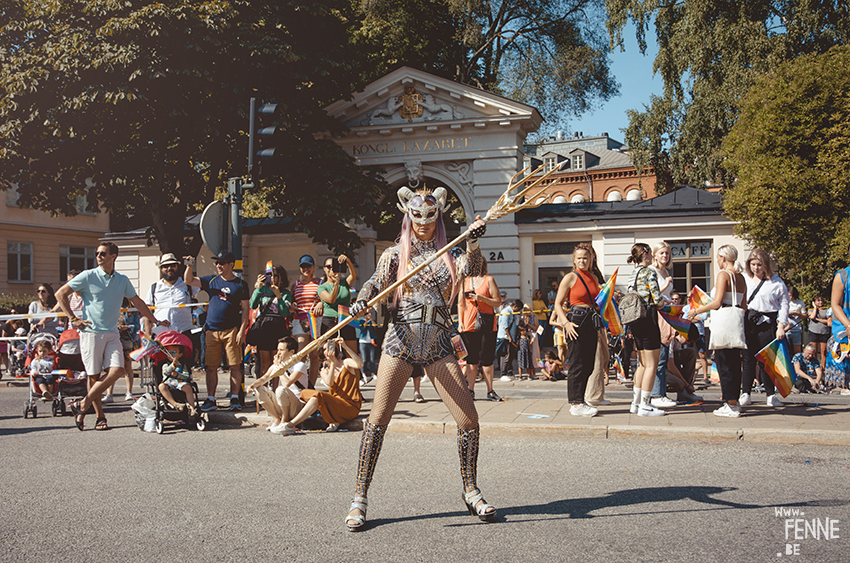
[354,0,619,131]
[722,45,850,295]
[606,0,850,192]
[0,0,388,256]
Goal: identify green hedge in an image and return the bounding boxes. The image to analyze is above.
[0,292,36,315]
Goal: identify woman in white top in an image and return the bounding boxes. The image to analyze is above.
[688,245,747,417]
[740,248,789,407]
[28,283,60,335]
[649,242,676,408]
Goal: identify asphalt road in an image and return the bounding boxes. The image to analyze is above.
[1,380,848,563]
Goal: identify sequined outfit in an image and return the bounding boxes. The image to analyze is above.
[357,237,484,365]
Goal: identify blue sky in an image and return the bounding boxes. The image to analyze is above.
[566,23,662,145]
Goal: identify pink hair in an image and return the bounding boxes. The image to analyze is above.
[394,195,456,306]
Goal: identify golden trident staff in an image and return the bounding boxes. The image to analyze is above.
[276,160,568,373]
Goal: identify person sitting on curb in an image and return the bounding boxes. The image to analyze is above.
[793,343,823,394]
[247,336,309,434]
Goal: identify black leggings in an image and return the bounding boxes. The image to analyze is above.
[714,348,742,403]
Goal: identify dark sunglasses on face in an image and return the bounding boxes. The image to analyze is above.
[37,289,48,294]
[95,251,108,257]
[215,261,228,266]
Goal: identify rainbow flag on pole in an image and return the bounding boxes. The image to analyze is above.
[306,311,321,339]
[130,335,159,361]
[658,311,692,339]
[613,355,626,380]
[688,285,711,311]
[594,268,623,336]
[337,304,360,330]
[755,338,796,398]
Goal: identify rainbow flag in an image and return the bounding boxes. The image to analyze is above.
[594,268,623,336]
[265,260,273,272]
[688,285,711,311]
[659,304,685,316]
[337,304,360,330]
[755,338,796,398]
[710,362,719,382]
[130,335,159,361]
[659,311,692,339]
[306,311,321,339]
[614,355,626,380]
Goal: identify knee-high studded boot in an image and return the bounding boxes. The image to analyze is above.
[458,426,496,522]
[346,422,387,531]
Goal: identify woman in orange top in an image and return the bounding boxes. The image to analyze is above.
[458,263,502,401]
[554,243,602,417]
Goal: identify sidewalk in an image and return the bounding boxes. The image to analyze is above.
[210,378,850,446]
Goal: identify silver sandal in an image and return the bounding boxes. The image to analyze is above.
[463,488,496,522]
[346,496,367,532]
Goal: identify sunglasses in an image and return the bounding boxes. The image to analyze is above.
[95,251,109,257]
[324,264,334,269]
[37,289,48,294]
[161,264,178,269]
[215,261,229,266]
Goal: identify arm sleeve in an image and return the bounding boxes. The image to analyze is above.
[124,277,138,300]
[66,270,88,292]
[357,247,398,304]
[249,288,263,309]
[777,277,790,326]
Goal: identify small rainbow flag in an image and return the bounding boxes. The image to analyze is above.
[755,337,796,398]
[659,304,686,316]
[659,310,692,339]
[337,304,360,329]
[265,260,273,272]
[614,355,626,380]
[688,285,711,311]
[130,335,159,361]
[306,311,321,339]
[594,268,623,336]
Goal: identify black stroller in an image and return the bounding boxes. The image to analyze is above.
[139,331,207,434]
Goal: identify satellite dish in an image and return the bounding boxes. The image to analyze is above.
[200,200,228,256]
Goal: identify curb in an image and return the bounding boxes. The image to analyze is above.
[207,409,850,446]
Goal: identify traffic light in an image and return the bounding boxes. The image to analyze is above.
[248,97,278,182]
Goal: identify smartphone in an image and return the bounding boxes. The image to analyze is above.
[264,273,271,284]
[332,261,346,275]
[464,291,475,298]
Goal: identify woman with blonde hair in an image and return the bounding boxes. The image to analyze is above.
[688,245,747,417]
[625,243,667,416]
[650,241,677,409]
[740,248,789,407]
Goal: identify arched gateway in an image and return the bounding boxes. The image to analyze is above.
[324,67,542,299]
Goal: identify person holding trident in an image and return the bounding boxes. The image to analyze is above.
[343,186,491,531]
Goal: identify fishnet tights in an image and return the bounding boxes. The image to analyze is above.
[369,354,479,430]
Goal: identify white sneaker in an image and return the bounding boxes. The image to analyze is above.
[500,375,513,382]
[270,423,296,435]
[637,405,666,417]
[124,393,134,402]
[713,403,741,418]
[651,396,677,408]
[738,392,751,407]
[629,403,638,414]
[102,395,114,403]
[569,403,598,417]
[766,394,784,407]
[326,423,340,432]
[588,399,611,406]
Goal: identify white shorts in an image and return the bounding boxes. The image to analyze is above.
[291,318,309,337]
[80,332,125,376]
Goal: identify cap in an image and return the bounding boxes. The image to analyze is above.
[159,253,180,266]
[211,251,236,263]
[15,327,26,335]
[299,254,315,267]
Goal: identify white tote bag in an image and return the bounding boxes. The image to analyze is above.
[708,271,747,350]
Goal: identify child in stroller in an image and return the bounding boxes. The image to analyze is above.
[158,344,198,418]
[30,339,56,401]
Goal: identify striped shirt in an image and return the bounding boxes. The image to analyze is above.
[293,278,320,319]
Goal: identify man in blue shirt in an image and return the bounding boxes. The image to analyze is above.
[184,250,250,411]
[56,242,165,431]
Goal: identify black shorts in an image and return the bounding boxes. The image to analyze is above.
[254,318,291,351]
[460,330,497,367]
[809,331,830,344]
[627,308,661,351]
[321,316,356,342]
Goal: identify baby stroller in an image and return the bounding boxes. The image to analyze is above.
[140,331,207,433]
[9,328,29,378]
[52,328,89,417]
[23,331,57,418]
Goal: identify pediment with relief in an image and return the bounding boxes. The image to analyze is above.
[325,67,540,131]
